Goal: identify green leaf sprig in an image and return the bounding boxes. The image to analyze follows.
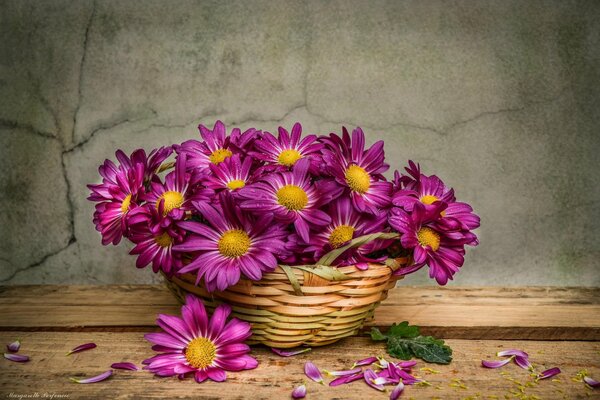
[370,321,453,364]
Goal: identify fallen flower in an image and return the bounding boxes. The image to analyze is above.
[536,367,561,381]
[4,353,29,363]
[70,370,113,384]
[390,381,405,400]
[583,376,600,389]
[271,347,311,357]
[352,356,378,368]
[329,371,364,387]
[110,362,138,371]
[66,342,97,356]
[481,357,514,369]
[364,368,385,391]
[323,367,362,377]
[6,340,20,353]
[291,384,307,399]
[304,362,324,384]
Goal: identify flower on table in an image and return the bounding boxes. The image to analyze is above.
[143,294,257,383]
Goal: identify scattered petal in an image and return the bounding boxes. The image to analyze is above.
[329,371,364,387]
[323,367,362,377]
[377,356,390,368]
[110,362,138,371]
[583,376,600,389]
[67,343,97,356]
[390,381,405,400]
[352,356,378,368]
[497,349,528,358]
[70,370,113,384]
[6,340,20,353]
[537,367,561,381]
[271,347,312,357]
[304,362,324,384]
[514,355,533,370]
[291,384,307,399]
[364,369,385,391]
[482,357,513,368]
[4,353,29,362]
[396,361,418,369]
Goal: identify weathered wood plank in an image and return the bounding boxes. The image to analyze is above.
[0,333,598,399]
[0,286,599,340]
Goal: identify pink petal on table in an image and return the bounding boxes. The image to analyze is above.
[271,347,312,357]
[69,370,113,384]
[497,349,528,358]
[390,382,405,400]
[372,376,393,385]
[329,372,364,387]
[377,356,390,368]
[352,356,378,368]
[583,376,600,389]
[4,353,29,362]
[323,367,362,377]
[6,340,20,353]
[537,367,561,380]
[514,355,533,370]
[291,384,307,399]
[364,369,385,391]
[66,342,97,356]
[110,362,138,371]
[304,362,324,384]
[396,361,418,369]
[482,357,513,369]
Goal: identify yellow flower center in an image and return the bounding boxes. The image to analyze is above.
[328,225,355,248]
[154,232,173,248]
[120,193,132,213]
[218,229,251,258]
[345,165,370,194]
[278,149,303,167]
[417,227,440,251]
[276,185,308,211]
[156,191,184,214]
[420,195,439,205]
[185,337,216,369]
[226,179,246,190]
[209,148,233,164]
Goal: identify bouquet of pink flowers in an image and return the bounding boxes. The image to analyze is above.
[88,121,479,291]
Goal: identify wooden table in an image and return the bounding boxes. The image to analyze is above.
[0,285,598,399]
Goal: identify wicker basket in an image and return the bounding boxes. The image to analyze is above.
[164,256,408,348]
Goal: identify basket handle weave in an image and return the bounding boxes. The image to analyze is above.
[279,232,400,296]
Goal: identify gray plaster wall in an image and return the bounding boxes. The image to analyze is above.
[1,0,599,286]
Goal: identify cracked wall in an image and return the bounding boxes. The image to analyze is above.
[0,0,599,285]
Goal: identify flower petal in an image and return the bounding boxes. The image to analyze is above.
[110,362,139,371]
[329,372,364,387]
[271,347,312,357]
[583,376,600,389]
[6,340,20,353]
[482,357,513,369]
[207,367,227,382]
[292,384,307,399]
[70,370,112,384]
[304,362,324,384]
[66,342,97,356]
[323,367,362,377]
[537,367,561,380]
[364,369,385,391]
[514,356,533,370]
[390,382,405,400]
[497,349,528,358]
[352,356,378,368]
[4,353,29,362]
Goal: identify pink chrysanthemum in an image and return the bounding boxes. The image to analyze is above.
[127,204,185,277]
[144,154,212,220]
[237,159,340,243]
[251,123,323,171]
[174,120,258,171]
[203,154,255,194]
[143,294,257,383]
[300,198,388,266]
[322,127,392,214]
[389,202,477,285]
[173,194,290,291]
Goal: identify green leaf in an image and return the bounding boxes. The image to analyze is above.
[370,327,387,341]
[387,321,420,338]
